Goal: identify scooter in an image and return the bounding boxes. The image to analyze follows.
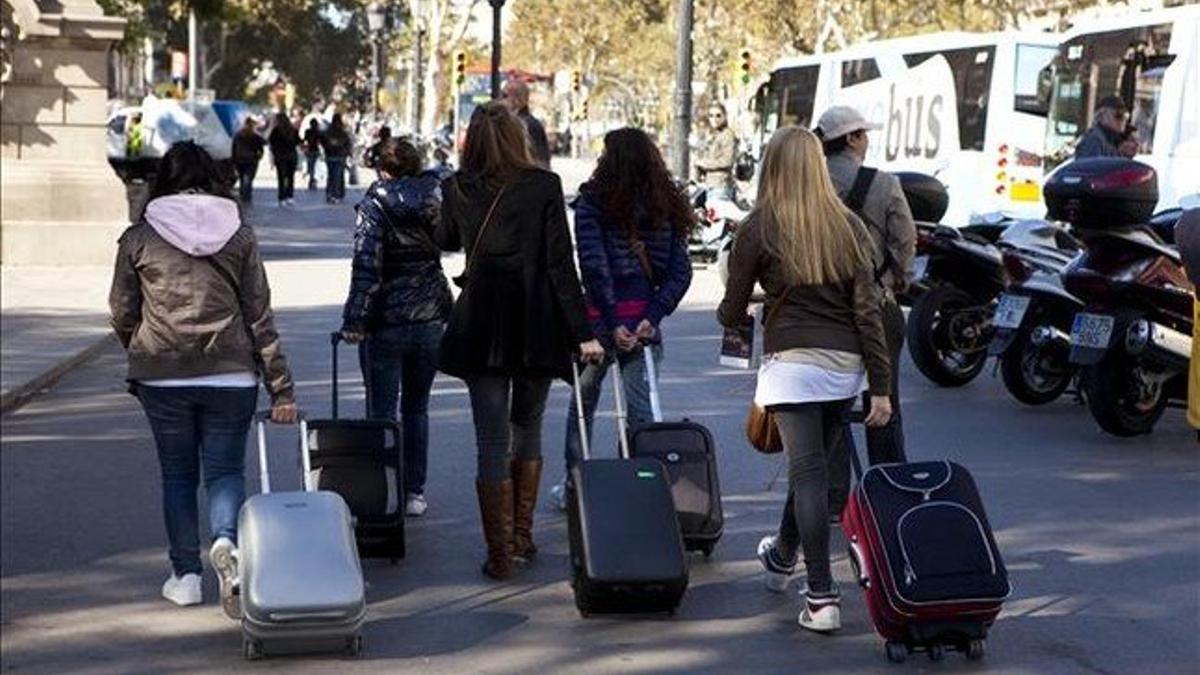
[692,185,748,264]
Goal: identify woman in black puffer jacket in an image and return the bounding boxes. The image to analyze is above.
[341,138,452,517]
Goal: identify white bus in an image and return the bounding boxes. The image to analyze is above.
[758,31,1061,224]
[1041,5,1199,211]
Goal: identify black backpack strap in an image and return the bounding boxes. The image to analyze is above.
[845,166,877,214]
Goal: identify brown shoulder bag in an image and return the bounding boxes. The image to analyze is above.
[744,288,792,454]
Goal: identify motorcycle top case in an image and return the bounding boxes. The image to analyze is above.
[1044,158,1158,229]
[629,420,723,553]
[896,172,949,223]
[841,460,1009,643]
[239,490,366,645]
[567,458,688,614]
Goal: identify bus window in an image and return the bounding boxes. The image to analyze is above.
[1130,54,1174,154]
[1014,44,1058,115]
[905,46,996,151]
[769,65,820,131]
[841,58,880,88]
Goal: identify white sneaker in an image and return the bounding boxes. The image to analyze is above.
[209,537,241,620]
[161,573,202,607]
[756,535,797,593]
[405,493,428,517]
[549,478,569,512]
[797,592,842,633]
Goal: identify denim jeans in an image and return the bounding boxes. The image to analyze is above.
[466,375,552,483]
[236,161,258,203]
[326,158,346,200]
[359,322,443,495]
[305,152,320,189]
[563,343,663,468]
[772,398,856,595]
[275,159,296,201]
[137,385,258,576]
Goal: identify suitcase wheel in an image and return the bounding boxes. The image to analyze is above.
[345,635,364,657]
[885,641,907,663]
[242,638,263,661]
[927,643,944,662]
[966,638,986,661]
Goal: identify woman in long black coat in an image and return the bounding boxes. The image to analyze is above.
[437,102,603,580]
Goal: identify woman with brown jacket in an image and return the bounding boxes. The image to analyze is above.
[718,126,892,634]
[436,103,603,580]
[109,141,296,617]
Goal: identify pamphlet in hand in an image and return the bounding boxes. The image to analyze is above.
[720,319,756,369]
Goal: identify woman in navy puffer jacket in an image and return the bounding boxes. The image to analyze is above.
[552,127,694,507]
[341,137,452,517]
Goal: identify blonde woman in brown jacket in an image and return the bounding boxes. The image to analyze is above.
[718,126,891,634]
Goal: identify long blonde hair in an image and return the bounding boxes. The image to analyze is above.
[752,126,869,285]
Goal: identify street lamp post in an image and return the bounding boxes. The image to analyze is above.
[366,2,386,115]
[671,0,694,180]
[488,0,506,100]
[411,0,428,134]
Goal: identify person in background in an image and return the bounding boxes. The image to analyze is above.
[695,103,739,201]
[436,103,603,581]
[125,112,145,159]
[303,119,322,190]
[814,105,916,519]
[321,113,352,204]
[232,117,266,204]
[363,125,393,176]
[109,141,296,618]
[550,127,694,510]
[501,78,551,169]
[268,112,301,207]
[1074,96,1129,159]
[718,126,891,634]
[341,138,451,517]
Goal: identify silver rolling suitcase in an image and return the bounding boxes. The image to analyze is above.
[238,411,367,660]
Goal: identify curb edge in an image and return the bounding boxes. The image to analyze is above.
[0,332,117,416]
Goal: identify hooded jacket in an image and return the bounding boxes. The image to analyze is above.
[342,174,453,332]
[108,193,294,404]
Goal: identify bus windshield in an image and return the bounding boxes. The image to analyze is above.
[1045,70,1086,166]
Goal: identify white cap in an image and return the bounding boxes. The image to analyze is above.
[815,106,880,140]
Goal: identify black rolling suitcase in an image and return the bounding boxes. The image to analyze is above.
[305,332,406,562]
[628,346,723,556]
[566,359,688,616]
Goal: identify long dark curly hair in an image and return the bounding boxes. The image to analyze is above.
[588,127,694,239]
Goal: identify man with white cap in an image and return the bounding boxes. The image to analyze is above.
[815,105,915,517]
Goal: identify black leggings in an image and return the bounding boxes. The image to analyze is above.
[773,398,855,595]
[466,375,551,483]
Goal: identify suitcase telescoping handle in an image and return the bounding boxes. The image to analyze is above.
[253,409,311,495]
[570,355,631,461]
[329,331,373,420]
[640,343,663,423]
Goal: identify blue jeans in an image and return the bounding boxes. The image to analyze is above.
[326,158,346,200]
[137,386,258,576]
[564,343,663,468]
[236,161,258,202]
[359,322,443,495]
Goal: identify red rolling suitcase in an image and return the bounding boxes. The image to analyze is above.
[840,417,1010,663]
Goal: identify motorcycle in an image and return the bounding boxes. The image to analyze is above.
[987,221,1085,405]
[691,184,748,264]
[1049,159,1194,436]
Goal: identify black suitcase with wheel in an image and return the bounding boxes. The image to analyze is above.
[305,332,405,561]
[566,359,688,616]
[627,346,723,556]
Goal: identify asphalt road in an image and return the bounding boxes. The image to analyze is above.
[2,170,1197,674]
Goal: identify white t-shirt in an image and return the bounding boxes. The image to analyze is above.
[754,349,866,407]
[140,372,259,388]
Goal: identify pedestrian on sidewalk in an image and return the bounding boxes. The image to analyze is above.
[321,113,353,204]
[340,137,452,518]
[695,103,739,201]
[232,117,266,204]
[550,127,694,510]
[268,112,301,207]
[815,105,916,516]
[718,126,891,634]
[436,102,603,581]
[303,118,323,190]
[501,78,551,169]
[108,141,297,616]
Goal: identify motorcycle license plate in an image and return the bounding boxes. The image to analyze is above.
[993,294,1031,329]
[1070,313,1115,350]
[911,255,929,281]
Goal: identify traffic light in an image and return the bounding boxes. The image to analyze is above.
[739,49,752,85]
[581,98,589,118]
[572,70,581,93]
[454,51,467,86]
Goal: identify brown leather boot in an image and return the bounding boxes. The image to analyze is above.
[476,480,515,580]
[510,457,543,562]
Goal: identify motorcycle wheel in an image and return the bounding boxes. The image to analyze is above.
[906,285,990,387]
[999,326,1074,406]
[1082,352,1168,436]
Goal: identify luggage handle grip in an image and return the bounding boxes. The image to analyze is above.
[570,351,632,461]
[253,410,312,495]
[329,331,374,420]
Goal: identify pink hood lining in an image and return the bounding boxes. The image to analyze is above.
[143,194,242,257]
